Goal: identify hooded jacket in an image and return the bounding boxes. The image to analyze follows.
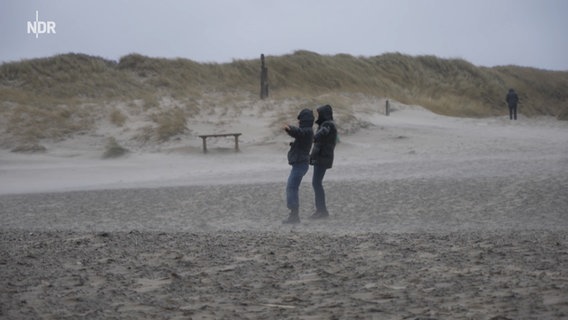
[506,89,519,108]
[286,108,314,165]
[310,104,337,169]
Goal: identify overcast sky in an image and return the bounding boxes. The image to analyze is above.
[1,0,567,70]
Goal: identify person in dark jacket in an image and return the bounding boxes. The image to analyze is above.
[309,104,337,219]
[282,108,314,224]
[506,88,519,120]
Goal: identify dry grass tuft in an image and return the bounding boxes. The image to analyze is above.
[102,137,129,159]
[11,143,47,154]
[109,109,127,127]
[151,108,188,142]
[5,104,93,143]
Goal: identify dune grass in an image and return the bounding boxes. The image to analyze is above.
[1,51,567,148]
[102,137,129,159]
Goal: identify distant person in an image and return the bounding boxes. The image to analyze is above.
[506,88,519,120]
[309,104,337,219]
[282,109,314,224]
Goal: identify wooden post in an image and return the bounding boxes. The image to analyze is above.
[260,54,269,99]
[234,134,240,152]
[385,99,390,116]
[201,136,207,153]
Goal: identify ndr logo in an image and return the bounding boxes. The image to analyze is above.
[27,11,56,38]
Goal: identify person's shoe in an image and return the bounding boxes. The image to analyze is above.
[282,209,300,224]
[309,210,329,219]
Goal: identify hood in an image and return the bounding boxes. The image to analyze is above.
[297,108,314,128]
[315,104,333,125]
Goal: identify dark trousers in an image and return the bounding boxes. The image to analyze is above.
[286,162,309,210]
[509,106,517,120]
[312,165,328,213]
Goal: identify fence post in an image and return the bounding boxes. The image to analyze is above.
[234,134,240,152]
[260,54,269,99]
[385,99,390,116]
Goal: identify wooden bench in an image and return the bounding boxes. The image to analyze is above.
[198,133,242,153]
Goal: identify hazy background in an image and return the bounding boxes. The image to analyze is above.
[1,0,567,70]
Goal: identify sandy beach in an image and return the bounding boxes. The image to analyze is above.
[1,103,567,319]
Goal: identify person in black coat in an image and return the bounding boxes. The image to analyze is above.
[506,88,519,120]
[309,104,337,219]
[282,108,314,224]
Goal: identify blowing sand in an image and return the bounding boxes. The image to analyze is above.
[1,103,567,319]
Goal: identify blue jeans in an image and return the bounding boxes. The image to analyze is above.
[312,165,328,213]
[286,162,309,210]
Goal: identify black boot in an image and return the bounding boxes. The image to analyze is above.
[309,210,329,220]
[283,209,300,224]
